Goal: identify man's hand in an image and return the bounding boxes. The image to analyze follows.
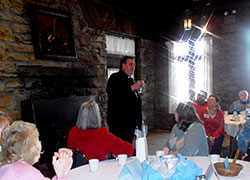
[131,80,144,91]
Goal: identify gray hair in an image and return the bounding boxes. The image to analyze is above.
[0,121,41,166]
[239,90,249,98]
[199,90,208,99]
[76,101,102,130]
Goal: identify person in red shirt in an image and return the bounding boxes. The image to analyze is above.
[200,95,224,154]
[192,90,208,119]
[67,101,134,161]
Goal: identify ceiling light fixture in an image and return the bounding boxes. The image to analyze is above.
[184,18,192,31]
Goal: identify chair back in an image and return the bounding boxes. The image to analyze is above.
[68,147,88,169]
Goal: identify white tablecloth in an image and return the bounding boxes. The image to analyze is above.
[224,114,246,137]
[68,156,250,180]
[68,158,134,180]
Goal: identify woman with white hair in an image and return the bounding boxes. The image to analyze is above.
[67,101,134,161]
[0,121,73,180]
[229,90,249,114]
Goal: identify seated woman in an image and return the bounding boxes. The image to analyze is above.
[200,95,224,154]
[0,121,73,180]
[0,110,11,138]
[67,101,134,161]
[229,90,249,114]
[163,102,208,156]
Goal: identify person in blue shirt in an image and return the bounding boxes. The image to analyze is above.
[229,90,249,114]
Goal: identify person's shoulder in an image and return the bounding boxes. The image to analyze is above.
[171,123,180,133]
[98,127,109,133]
[69,126,78,133]
[192,101,198,106]
[0,161,44,180]
[109,71,123,79]
[217,109,224,115]
[192,122,204,129]
[203,101,208,107]
[232,99,240,105]
[188,122,205,134]
[108,71,125,83]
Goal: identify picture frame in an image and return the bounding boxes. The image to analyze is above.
[28,4,77,61]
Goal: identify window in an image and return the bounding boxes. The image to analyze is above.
[105,34,135,78]
[168,36,213,113]
[106,35,135,57]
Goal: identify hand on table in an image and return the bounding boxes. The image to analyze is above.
[52,148,73,178]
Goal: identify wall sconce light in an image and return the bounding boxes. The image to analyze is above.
[184,18,192,30]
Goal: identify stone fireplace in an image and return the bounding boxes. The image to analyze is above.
[16,65,103,163]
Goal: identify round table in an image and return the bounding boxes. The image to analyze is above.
[68,158,135,180]
[186,156,250,180]
[68,156,250,180]
[224,114,246,137]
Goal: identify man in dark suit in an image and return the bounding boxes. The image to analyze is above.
[107,56,143,143]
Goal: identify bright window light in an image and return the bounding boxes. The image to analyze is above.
[176,61,189,102]
[174,42,189,57]
[106,35,135,56]
[107,68,119,78]
[194,40,205,56]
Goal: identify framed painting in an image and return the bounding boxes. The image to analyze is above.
[29,4,77,61]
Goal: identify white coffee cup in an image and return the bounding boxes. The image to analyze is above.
[156,150,164,158]
[116,154,127,166]
[208,154,220,164]
[89,159,99,172]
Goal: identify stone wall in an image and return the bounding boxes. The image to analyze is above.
[213,5,250,111]
[0,0,157,130]
[136,38,156,130]
[0,0,108,121]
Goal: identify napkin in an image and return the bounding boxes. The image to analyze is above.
[141,161,164,180]
[168,154,202,180]
[224,156,230,170]
[118,159,142,180]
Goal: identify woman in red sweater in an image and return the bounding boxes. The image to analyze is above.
[200,95,224,154]
[67,101,134,161]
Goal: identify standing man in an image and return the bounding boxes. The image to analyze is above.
[107,56,143,143]
[192,90,208,119]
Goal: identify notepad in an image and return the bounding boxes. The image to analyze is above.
[205,163,213,180]
[118,159,142,180]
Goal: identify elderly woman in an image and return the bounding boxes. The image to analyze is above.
[67,101,134,161]
[200,95,224,154]
[163,102,208,156]
[0,121,73,180]
[229,90,249,114]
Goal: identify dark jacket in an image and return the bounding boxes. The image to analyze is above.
[107,70,142,143]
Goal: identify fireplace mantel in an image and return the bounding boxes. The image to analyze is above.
[17,65,98,77]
